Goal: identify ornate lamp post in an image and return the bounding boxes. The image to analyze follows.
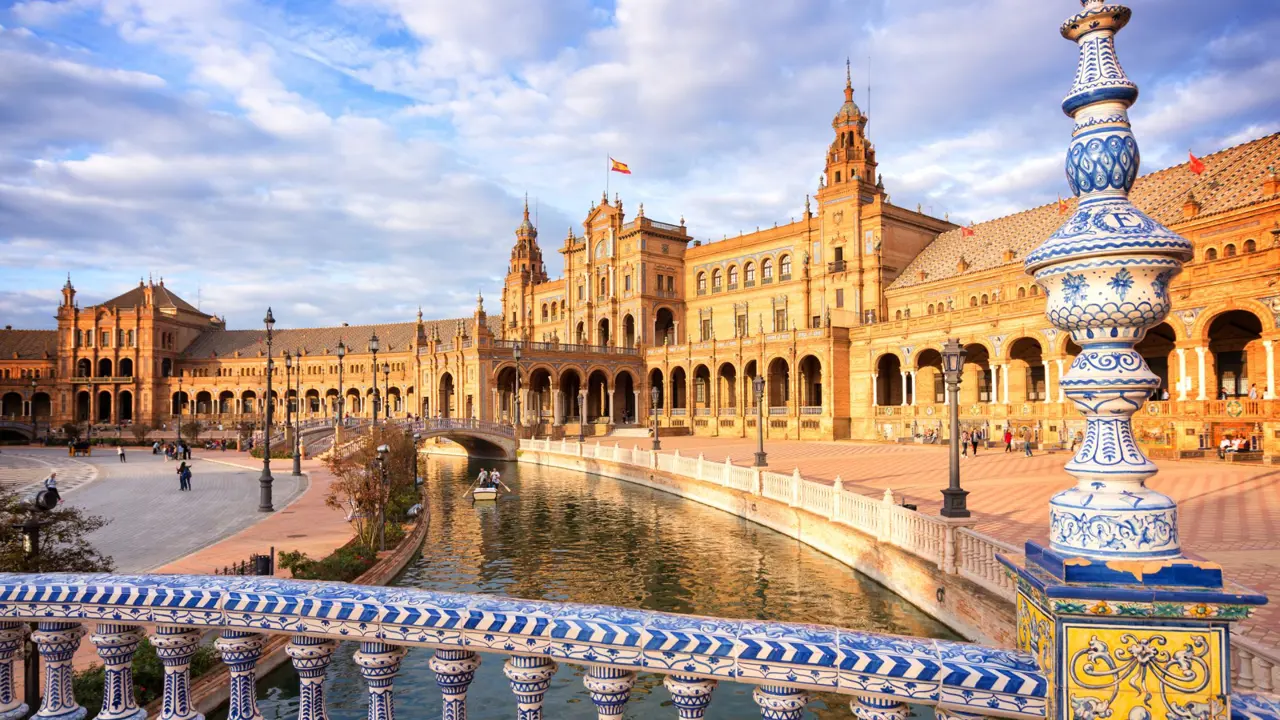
[283,349,293,460]
[752,374,767,467]
[258,307,276,513]
[939,338,969,518]
[650,384,661,451]
[368,333,380,426]
[577,389,586,443]
[335,341,346,444]
[512,345,522,439]
[375,443,389,551]
[293,347,303,475]
[382,362,391,421]
[176,370,184,447]
[30,378,37,439]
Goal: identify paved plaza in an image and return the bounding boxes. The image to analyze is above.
[10,447,306,573]
[0,449,98,495]
[620,435,1280,648]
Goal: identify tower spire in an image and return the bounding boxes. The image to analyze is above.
[845,56,853,102]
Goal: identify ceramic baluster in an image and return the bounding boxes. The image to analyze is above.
[33,622,86,720]
[90,624,147,720]
[287,636,338,720]
[851,696,909,720]
[214,631,268,720]
[0,623,26,720]
[583,666,636,719]
[502,655,557,720]
[662,675,717,719]
[429,649,481,720]
[353,642,407,720]
[752,685,808,719]
[150,626,203,720]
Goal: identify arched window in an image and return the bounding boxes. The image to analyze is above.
[696,272,707,294]
[895,310,903,320]
[594,241,606,259]
[1017,287,1027,299]
[711,269,722,290]
[970,296,979,307]
[780,255,792,279]
[927,304,935,315]
[744,262,756,285]
[981,294,989,305]
[550,302,558,318]
[1030,285,1040,296]
[1245,239,1257,253]
[727,265,738,287]
[1205,247,1218,261]
[541,304,548,321]
[904,308,910,319]
[599,275,607,296]
[1224,243,1237,257]
[762,259,774,281]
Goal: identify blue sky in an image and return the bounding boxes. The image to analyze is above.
[1,0,1277,330]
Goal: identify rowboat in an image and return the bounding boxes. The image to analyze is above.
[473,487,499,501]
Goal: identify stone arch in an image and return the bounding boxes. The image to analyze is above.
[97,358,113,377]
[654,307,676,345]
[528,367,552,422]
[623,314,636,347]
[75,390,91,421]
[97,390,112,422]
[0,392,21,417]
[875,353,903,405]
[961,342,992,405]
[1193,301,1277,342]
[218,390,235,414]
[195,390,213,414]
[597,317,610,346]
[692,364,712,412]
[586,369,610,422]
[647,367,665,413]
[916,348,944,404]
[77,358,91,377]
[305,388,321,414]
[559,366,585,421]
[743,360,760,408]
[669,366,688,412]
[117,391,133,422]
[1204,309,1267,398]
[1006,337,1046,402]
[437,372,456,417]
[766,357,790,407]
[119,358,134,377]
[798,355,822,407]
[717,361,738,412]
[612,369,636,423]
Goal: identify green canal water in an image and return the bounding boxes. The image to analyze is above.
[234,455,958,719]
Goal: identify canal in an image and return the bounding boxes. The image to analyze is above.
[235,455,958,719]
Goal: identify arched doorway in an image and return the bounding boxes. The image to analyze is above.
[195,391,212,414]
[1207,310,1264,398]
[767,358,790,408]
[31,392,51,420]
[76,391,91,421]
[587,370,609,422]
[387,387,401,415]
[1,393,21,418]
[241,390,257,415]
[119,358,134,377]
[219,391,235,414]
[324,389,339,417]
[345,389,362,416]
[717,363,737,413]
[875,354,903,406]
[916,349,944,404]
[438,373,455,417]
[98,358,113,377]
[669,367,687,413]
[693,365,711,414]
[496,366,518,421]
[305,389,320,415]
[597,319,610,347]
[97,390,112,422]
[613,371,636,423]
[799,355,822,407]
[117,391,133,422]
[1134,322,1176,397]
[1008,338,1046,402]
[575,322,586,345]
[559,369,583,422]
[961,344,991,405]
[623,315,636,348]
[171,391,189,416]
[743,360,759,410]
[647,368,665,417]
[77,359,91,377]
[655,308,675,345]
[161,358,172,377]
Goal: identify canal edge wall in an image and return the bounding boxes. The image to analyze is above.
[148,500,432,718]
[518,448,1016,647]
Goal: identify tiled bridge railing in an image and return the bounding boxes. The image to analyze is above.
[0,573,1049,720]
[522,438,1020,599]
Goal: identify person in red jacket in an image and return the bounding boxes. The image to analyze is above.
[1004,429,1014,452]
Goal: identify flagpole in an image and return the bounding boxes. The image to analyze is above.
[605,154,610,201]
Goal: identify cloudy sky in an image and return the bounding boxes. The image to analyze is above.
[1,0,1277,330]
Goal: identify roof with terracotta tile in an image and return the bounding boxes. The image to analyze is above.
[0,329,58,361]
[99,282,205,314]
[181,316,502,360]
[889,132,1280,290]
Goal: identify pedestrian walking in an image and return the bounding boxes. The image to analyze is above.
[177,461,191,491]
[42,472,61,506]
[960,430,969,457]
[1004,429,1014,452]
[1023,430,1033,457]
[971,431,979,456]
[118,445,126,463]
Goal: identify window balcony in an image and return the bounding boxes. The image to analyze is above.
[727,283,737,291]
[828,260,847,273]
[779,273,792,282]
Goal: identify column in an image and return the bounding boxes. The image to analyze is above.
[633,390,641,425]
[988,366,999,405]
[1056,358,1066,403]
[752,685,808,719]
[870,373,878,405]
[0,623,27,720]
[1002,363,1010,405]
[850,695,908,720]
[286,636,338,720]
[90,624,146,720]
[583,667,636,719]
[604,382,613,424]
[353,642,407,720]
[151,626,203,720]
[911,371,919,406]
[429,649,480,720]
[215,631,267,720]
[1044,360,1054,405]
[1176,348,1188,400]
[662,675,716,719]
[1265,340,1275,399]
[899,371,908,406]
[34,622,86,720]
[502,655,557,720]
[552,386,562,426]
[1195,346,1208,400]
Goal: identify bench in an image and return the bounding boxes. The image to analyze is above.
[1223,451,1263,463]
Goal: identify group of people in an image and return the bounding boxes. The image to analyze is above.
[476,468,503,488]
[1219,435,1255,457]
[959,428,985,457]
[154,441,191,460]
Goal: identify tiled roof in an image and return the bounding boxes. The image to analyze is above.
[99,282,204,314]
[0,329,57,360]
[182,316,498,359]
[890,132,1280,290]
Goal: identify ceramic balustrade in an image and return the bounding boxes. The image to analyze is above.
[0,573,1051,720]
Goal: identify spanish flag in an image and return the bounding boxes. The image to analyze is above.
[1188,151,1206,176]
[610,157,632,175]
[961,225,975,238]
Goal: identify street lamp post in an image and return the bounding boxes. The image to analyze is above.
[30,378,37,440]
[753,374,767,467]
[369,333,380,427]
[284,350,293,465]
[293,348,302,476]
[176,370,183,447]
[578,389,586,443]
[258,308,276,513]
[512,345,522,440]
[382,362,391,422]
[336,341,346,444]
[375,444,389,551]
[650,384,661,451]
[940,338,970,518]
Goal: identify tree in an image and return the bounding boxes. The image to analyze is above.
[61,422,82,442]
[180,420,203,442]
[129,423,152,443]
[0,489,114,573]
[324,428,418,549]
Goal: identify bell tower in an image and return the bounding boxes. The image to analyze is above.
[821,60,877,194]
[502,196,548,340]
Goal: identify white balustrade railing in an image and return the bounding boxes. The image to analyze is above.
[0,574,1050,720]
[957,528,1021,597]
[760,471,793,504]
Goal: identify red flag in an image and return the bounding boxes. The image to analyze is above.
[609,157,632,175]
[1188,151,1205,175]
[1057,195,1069,214]
[961,226,975,237]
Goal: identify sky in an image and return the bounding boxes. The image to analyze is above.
[1,0,1277,331]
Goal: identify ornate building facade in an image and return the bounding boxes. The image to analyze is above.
[2,72,1279,457]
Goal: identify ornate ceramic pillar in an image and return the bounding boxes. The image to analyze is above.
[751,685,807,719]
[850,695,908,720]
[90,624,147,720]
[583,666,635,719]
[151,626,203,720]
[502,655,556,720]
[662,675,716,719]
[1003,4,1266,720]
[0,623,27,720]
[34,622,86,720]
[1175,347,1188,400]
[353,642,406,720]
[286,636,337,720]
[429,649,480,720]
[215,631,267,720]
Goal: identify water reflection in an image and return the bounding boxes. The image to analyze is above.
[234,455,957,719]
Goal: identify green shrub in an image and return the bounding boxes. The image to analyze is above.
[74,636,219,711]
[249,446,293,459]
[278,539,377,582]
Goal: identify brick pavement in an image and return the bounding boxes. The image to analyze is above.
[0,450,98,494]
[617,435,1280,649]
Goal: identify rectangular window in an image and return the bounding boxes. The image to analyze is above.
[834,246,844,262]
[578,285,585,300]
[129,330,136,347]
[102,331,110,347]
[812,241,821,263]
[667,276,674,292]
[835,289,844,308]
[85,331,93,347]
[117,329,124,347]
[811,315,821,328]
[624,275,632,291]
[934,375,946,403]
[774,309,786,331]
[701,319,712,341]
[736,314,748,337]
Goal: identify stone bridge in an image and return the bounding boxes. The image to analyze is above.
[287,417,517,459]
[0,420,36,442]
